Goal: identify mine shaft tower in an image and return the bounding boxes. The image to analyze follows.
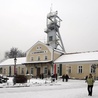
[44,11,65,52]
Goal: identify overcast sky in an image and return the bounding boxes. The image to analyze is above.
[0,0,98,60]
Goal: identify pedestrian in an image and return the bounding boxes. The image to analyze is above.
[51,73,55,82]
[41,73,44,79]
[62,74,65,82]
[65,74,69,82]
[86,74,95,96]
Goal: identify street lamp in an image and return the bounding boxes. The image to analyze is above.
[52,48,54,74]
[14,57,17,75]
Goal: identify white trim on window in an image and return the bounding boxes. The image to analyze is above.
[77,65,83,74]
[44,66,47,74]
[31,57,34,61]
[37,56,40,61]
[36,46,41,50]
[31,68,34,74]
[68,66,72,74]
[44,55,48,60]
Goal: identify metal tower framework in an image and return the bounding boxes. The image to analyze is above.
[45,11,65,52]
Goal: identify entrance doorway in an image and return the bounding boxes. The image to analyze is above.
[37,68,40,77]
[9,66,11,76]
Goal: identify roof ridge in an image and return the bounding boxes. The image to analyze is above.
[66,50,98,55]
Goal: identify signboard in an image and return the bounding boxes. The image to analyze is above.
[32,50,47,54]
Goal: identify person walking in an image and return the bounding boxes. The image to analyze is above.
[62,74,65,82]
[86,74,95,96]
[65,74,69,82]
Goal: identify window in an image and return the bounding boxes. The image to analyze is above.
[45,56,48,60]
[21,68,24,74]
[68,66,72,73]
[31,57,33,61]
[91,65,96,73]
[31,68,33,74]
[38,56,40,61]
[45,51,47,53]
[44,67,47,74]
[49,36,53,41]
[36,46,39,50]
[78,66,82,73]
[91,67,95,73]
[4,68,6,74]
[36,46,41,50]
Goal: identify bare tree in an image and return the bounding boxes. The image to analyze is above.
[5,47,26,59]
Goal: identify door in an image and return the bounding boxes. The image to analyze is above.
[9,66,11,76]
[37,68,40,77]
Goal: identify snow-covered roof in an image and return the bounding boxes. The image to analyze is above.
[23,60,52,64]
[26,41,53,53]
[54,51,98,64]
[1,51,98,66]
[0,57,52,66]
[0,57,26,66]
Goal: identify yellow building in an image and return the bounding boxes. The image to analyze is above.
[0,41,98,80]
[0,41,63,78]
[0,10,98,80]
[54,52,98,79]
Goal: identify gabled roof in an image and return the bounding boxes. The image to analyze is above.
[54,51,98,64]
[0,57,26,66]
[26,41,53,53]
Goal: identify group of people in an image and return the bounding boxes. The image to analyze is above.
[41,73,95,96]
[62,74,69,82]
[62,73,95,96]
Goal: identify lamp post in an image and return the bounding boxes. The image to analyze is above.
[51,48,54,75]
[14,57,17,75]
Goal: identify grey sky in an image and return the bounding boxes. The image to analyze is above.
[0,0,98,60]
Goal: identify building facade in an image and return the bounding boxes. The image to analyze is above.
[0,45,98,79]
[0,41,63,78]
[55,52,98,79]
[0,10,98,80]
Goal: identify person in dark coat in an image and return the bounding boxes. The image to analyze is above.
[65,74,69,82]
[55,74,57,80]
[41,73,44,79]
[51,73,55,82]
[85,75,88,80]
[62,74,65,82]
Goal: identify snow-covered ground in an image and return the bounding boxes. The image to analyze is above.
[0,77,98,98]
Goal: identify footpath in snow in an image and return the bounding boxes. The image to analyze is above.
[0,77,98,98]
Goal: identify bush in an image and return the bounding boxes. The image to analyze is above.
[13,75,27,84]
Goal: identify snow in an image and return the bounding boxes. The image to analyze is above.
[0,57,52,66]
[1,51,98,66]
[0,57,26,66]
[54,51,98,64]
[0,77,98,98]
